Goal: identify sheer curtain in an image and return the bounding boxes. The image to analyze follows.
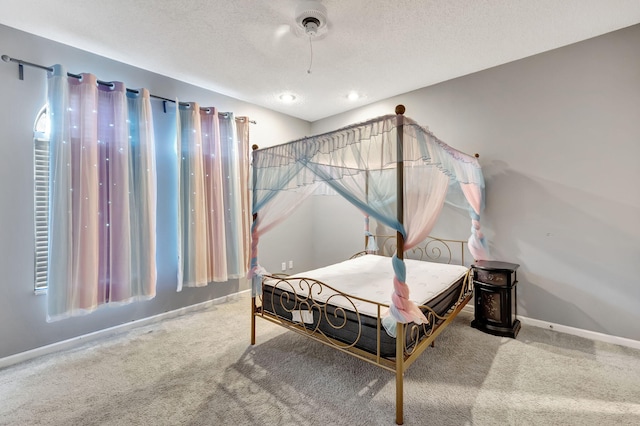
[250,114,488,334]
[220,113,249,278]
[46,65,157,321]
[177,104,250,290]
[235,118,252,273]
[248,182,318,294]
[247,141,322,293]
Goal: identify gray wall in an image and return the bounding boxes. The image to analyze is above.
[311,25,640,341]
[0,24,312,359]
[2,22,639,361]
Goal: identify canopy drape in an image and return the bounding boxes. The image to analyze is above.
[248,113,488,334]
[46,65,157,321]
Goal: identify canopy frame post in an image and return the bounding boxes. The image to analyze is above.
[250,144,259,346]
[395,104,406,425]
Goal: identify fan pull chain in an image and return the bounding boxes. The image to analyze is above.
[307,35,313,74]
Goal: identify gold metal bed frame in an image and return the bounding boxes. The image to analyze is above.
[250,236,473,425]
[250,106,475,424]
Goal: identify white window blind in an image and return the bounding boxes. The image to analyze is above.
[34,108,49,293]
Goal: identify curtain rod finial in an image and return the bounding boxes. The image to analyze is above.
[252,144,259,151]
[1,55,11,62]
[474,153,479,158]
[395,104,405,115]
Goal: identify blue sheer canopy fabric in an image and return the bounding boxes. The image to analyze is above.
[252,115,484,219]
[249,113,488,331]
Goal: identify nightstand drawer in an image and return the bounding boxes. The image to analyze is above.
[474,268,510,286]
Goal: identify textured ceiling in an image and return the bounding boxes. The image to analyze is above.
[1,0,640,122]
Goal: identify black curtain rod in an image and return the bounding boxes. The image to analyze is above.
[1,54,256,124]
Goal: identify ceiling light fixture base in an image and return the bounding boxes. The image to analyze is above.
[294,1,329,39]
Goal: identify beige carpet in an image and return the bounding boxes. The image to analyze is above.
[1,293,639,426]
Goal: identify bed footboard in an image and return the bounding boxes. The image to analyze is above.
[255,275,395,368]
[250,235,473,425]
[252,268,472,367]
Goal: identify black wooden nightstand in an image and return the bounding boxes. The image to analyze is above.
[470,260,521,338]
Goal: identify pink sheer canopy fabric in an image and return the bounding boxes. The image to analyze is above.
[460,183,489,260]
[247,183,319,293]
[249,113,488,332]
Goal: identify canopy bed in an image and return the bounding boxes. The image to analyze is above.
[248,105,488,424]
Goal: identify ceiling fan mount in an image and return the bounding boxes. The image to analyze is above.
[294,1,328,38]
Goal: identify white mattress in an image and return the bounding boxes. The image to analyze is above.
[263,254,468,317]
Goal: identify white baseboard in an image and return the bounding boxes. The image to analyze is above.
[4,292,639,370]
[0,289,251,370]
[518,316,640,350]
[461,304,640,350]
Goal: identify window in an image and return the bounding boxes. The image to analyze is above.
[34,106,49,293]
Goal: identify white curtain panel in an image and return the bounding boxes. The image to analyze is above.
[219,113,248,279]
[235,118,252,274]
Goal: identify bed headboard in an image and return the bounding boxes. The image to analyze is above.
[353,235,470,266]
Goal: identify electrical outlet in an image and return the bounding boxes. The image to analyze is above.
[281,262,287,272]
[289,260,294,269]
